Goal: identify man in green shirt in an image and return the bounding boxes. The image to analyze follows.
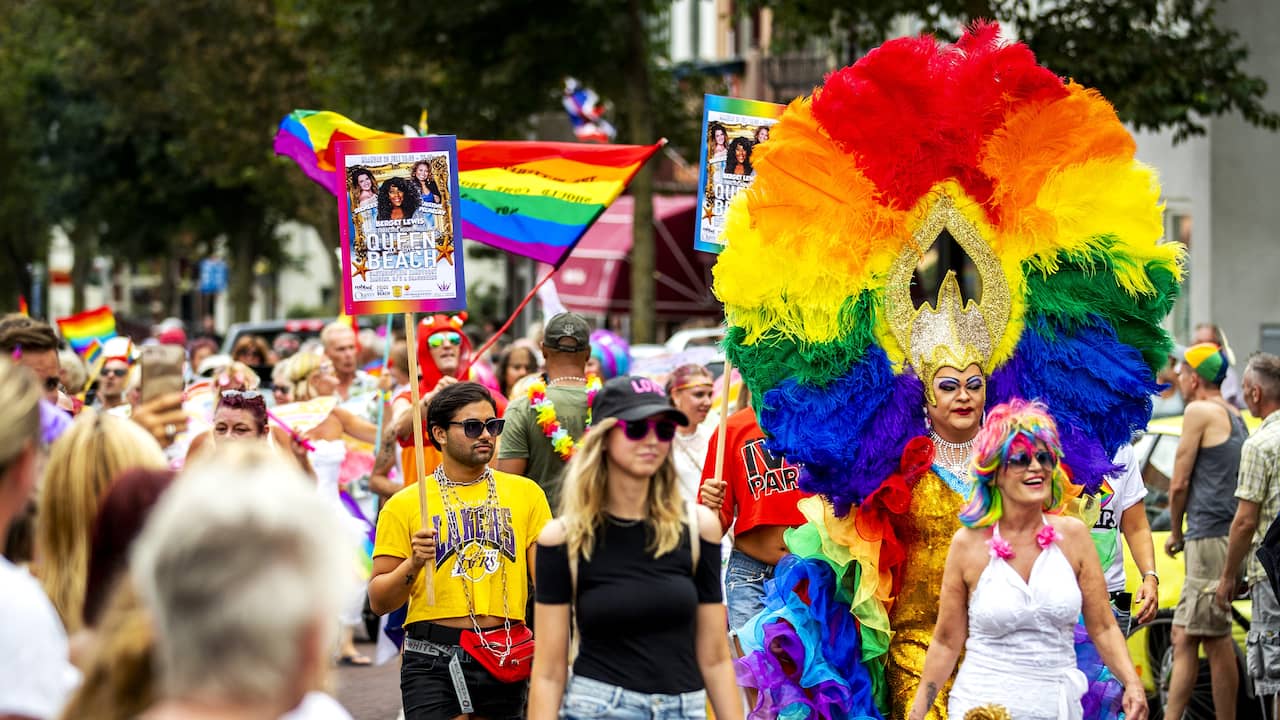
[497,312,593,510]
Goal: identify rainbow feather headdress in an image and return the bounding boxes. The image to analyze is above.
[714,24,1182,513]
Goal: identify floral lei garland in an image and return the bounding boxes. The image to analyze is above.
[529,375,602,461]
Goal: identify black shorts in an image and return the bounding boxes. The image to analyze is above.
[401,622,528,720]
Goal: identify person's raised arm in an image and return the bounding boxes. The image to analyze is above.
[332,406,377,444]
[1066,518,1148,720]
[907,528,974,720]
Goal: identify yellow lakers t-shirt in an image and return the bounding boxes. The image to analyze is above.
[374,469,551,626]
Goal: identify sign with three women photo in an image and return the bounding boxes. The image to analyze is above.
[336,135,466,315]
[694,94,784,254]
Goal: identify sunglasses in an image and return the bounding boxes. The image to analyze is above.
[428,332,461,348]
[1005,450,1059,471]
[618,418,677,442]
[101,368,128,378]
[43,377,61,393]
[447,418,504,438]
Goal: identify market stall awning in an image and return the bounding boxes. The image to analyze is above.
[552,195,720,319]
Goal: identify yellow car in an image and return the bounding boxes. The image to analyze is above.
[1122,413,1265,719]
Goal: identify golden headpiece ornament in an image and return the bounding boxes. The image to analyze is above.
[884,195,1011,404]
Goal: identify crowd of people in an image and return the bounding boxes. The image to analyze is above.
[6,294,1278,720]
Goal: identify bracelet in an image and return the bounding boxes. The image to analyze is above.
[1142,570,1159,583]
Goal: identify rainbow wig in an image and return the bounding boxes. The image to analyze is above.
[589,329,630,379]
[959,398,1074,528]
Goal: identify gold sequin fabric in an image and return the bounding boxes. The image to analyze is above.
[887,470,966,720]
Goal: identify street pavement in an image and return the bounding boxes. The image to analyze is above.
[334,639,401,720]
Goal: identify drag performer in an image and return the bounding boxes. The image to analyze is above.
[713,24,1181,720]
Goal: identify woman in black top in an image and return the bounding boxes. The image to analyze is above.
[528,376,742,720]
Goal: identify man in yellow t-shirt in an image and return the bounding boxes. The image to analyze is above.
[370,382,551,720]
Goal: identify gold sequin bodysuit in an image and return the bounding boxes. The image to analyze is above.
[887,470,966,720]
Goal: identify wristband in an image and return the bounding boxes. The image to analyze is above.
[1142,570,1159,583]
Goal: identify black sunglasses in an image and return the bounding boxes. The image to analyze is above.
[447,418,505,439]
[43,377,61,392]
[101,368,128,378]
[618,418,677,442]
[1005,450,1058,470]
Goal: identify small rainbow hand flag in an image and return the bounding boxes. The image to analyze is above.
[56,306,117,357]
[274,110,664,268]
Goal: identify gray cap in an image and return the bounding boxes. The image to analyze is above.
[543,312,591,353]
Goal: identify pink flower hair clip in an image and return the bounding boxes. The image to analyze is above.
[1036,524,1059,549]
[987,535,1014,560]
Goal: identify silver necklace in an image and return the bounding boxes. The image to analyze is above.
[930,430,976,481]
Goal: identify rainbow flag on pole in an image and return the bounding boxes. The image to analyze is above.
[56,306,117,356]
[273,110,664,267]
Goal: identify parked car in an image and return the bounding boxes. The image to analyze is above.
[1124,412,1265,719]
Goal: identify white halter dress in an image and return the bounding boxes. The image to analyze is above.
[947,519,1089,720]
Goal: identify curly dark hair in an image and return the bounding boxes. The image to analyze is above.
[376,176,422,221]
[707,121,728,153]
[726,137,754,176]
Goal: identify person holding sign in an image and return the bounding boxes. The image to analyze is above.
[698,385,809,635]
[370,382,550,720]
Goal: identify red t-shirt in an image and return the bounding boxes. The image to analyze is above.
[698,407,808,535]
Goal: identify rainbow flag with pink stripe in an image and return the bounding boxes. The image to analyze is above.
[274,110,663,267]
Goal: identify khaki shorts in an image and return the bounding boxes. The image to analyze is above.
[1173,536,1233,636]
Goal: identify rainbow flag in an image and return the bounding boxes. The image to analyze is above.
[81,338,103,367]
[56,306,117,356]
[274,110,664,267]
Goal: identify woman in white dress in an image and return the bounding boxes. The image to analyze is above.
[908,399,1147,720]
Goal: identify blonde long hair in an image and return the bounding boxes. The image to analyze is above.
[37,411,167,633]
[558,417,686,562]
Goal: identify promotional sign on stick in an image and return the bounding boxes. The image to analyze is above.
[336,135,465,315]
[694,95,785,254]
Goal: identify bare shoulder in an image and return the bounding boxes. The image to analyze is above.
[694,503,721,541]
[950,525,990,559]
[1182,400,1218,425]
[537,518,567,546]
[1048,513,1087,539]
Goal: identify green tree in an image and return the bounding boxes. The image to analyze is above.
[741,0,1279,140]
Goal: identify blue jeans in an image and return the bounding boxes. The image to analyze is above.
[725,549,775,634]
[560,675,705,720]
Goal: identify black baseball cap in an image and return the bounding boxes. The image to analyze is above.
[591,376,689,425]
[543,312,591,353]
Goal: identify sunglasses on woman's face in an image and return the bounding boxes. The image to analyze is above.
[618,418,677,442]
[101,368,128,378]
[1005,450,1058,471]
[428,332,461,349]
[447,418,504,438]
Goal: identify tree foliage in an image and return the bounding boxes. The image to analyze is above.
[743,0,1279,141]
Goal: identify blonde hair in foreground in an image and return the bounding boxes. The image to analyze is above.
[130,444,351,705]
[37,410,167,633]
[558,417,686,562]
[0,357,42,475]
